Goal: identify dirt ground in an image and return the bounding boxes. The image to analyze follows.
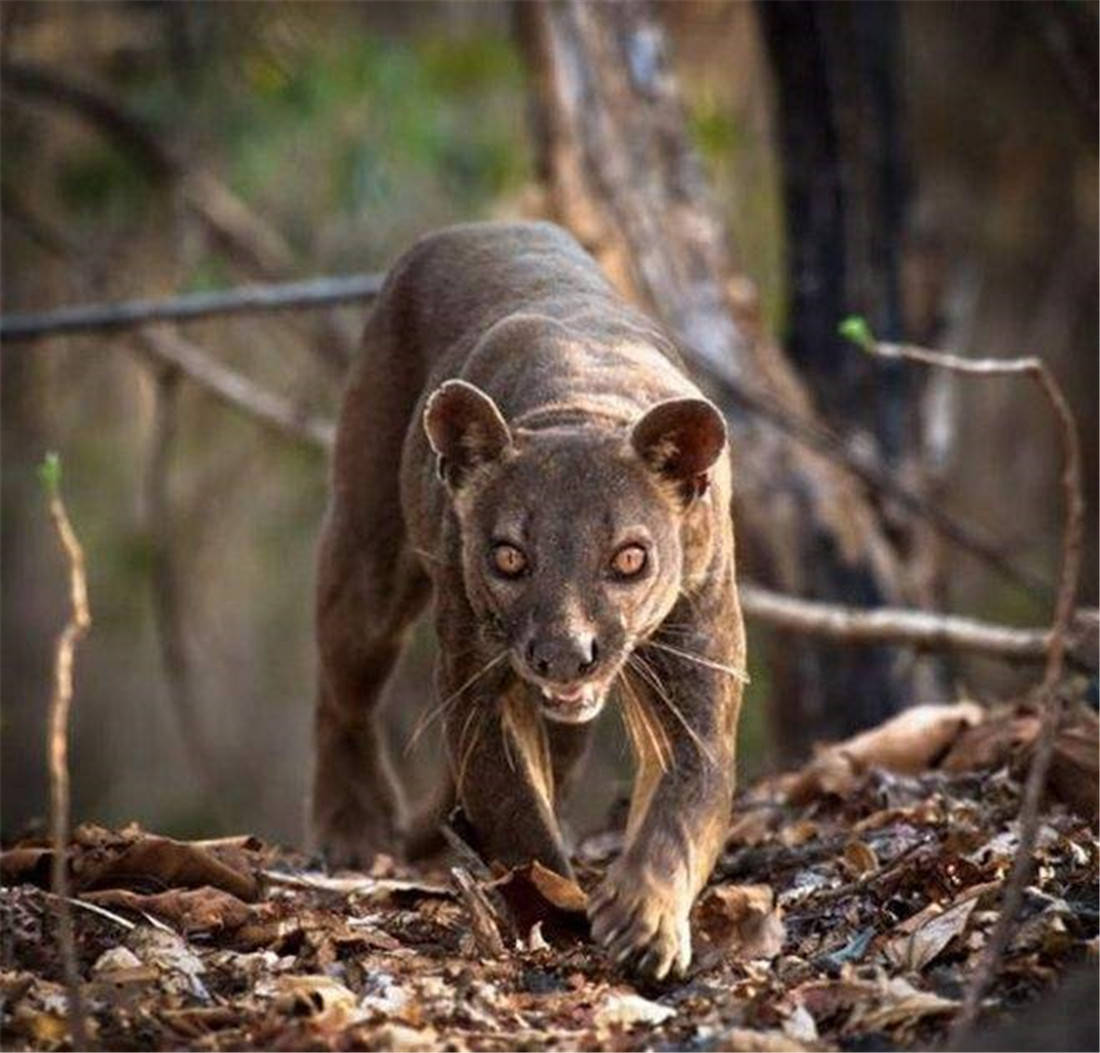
[2,698,1097,1052]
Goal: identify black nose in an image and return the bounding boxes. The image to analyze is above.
[526,634,599,681]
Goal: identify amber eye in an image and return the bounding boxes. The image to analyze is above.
[491,543,528,578]
[610,544,648,579]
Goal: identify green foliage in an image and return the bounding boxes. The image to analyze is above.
[838,314,876,351]
[37,451,61,498]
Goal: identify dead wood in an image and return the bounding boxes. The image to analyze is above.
[41,456,91,1050]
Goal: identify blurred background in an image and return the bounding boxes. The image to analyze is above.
[2,1,1096,847]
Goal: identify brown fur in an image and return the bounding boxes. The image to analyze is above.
[311,221,745,979]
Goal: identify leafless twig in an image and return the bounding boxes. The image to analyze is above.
[451,866,507,958]
[0,274,385,343]
[41,455,91,1050]
[135,329,334,450]
[854,342,1085,1042]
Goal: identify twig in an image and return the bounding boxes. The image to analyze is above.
[135,329,334,450]
[451,866,507,958]
[739,585,1097,671]
[41,453,91,1050]
[850,340,1084,1042]
[0,274,385,343]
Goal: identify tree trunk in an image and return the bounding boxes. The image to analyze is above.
[758,0,911,460]
[515,0,918,761]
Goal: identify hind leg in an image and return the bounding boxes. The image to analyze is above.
[311,504,429,869]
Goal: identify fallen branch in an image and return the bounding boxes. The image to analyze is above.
[41,453,91,1051]
[0,274,385,343]
[451,866,507,959]
[739,586,1097,671]
[135,329,334,450]
[843,334,1085,1042]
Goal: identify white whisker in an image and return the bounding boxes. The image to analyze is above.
[643,640,750,683]
[628,653,716,769]
[404,650,508,754]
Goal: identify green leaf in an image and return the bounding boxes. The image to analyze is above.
[37,451,62,497]
[838,315,875,351]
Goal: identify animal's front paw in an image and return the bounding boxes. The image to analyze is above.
[588,857,692,981]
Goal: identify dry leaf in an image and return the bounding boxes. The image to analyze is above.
[266,974,363,1030]
[842,839,879,877]
[885,895,978,971]
[489,860,588,943]
[83,886,250,933]
[695,884,785,962]
[594,991,675,1030]
[125,925,209,1001]
[787,703,984,803]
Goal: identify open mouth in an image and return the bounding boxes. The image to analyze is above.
[538,681,606,723]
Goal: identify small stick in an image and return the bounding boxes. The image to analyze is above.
[846,330,1085,1040]
[41,453,91,1050]
[451,866,506,959]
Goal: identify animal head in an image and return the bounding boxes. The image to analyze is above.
[424,379,726,724]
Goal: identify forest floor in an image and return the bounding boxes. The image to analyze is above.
[2,698,1097,1052]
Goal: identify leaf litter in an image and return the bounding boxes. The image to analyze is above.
[1,697,1096,1051]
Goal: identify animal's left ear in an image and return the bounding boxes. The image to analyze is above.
[630,397,727,504]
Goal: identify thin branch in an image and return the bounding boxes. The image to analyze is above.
[853,343,1085,1044]
[134,329,334,450]
[41,455,91,1051]
[451,866,507,958]
[0,274,385,343]
[739,585,1097,671]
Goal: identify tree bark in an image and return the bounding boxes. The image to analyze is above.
[515,0,917,760]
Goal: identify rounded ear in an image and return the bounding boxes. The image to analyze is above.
[423,379,512,489]
[630,397,726,503]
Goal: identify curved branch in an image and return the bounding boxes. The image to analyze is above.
[135,330,334,451]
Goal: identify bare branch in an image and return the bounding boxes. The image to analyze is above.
[134,329,334,451]
[0,274,384,343]
[740,585,1097,671]
[451,866,507,959]
[855,343,1085,1044]
[42,456,91,1051]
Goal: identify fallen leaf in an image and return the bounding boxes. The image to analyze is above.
[842,839,879,877]
[885,895,978,971]
[82,886,251,933]
[489,861,588,943]
[787,703,984,804]
[850,976,958,1032]
[265,974,364,1030]
[594,991,675,1030]
[695,884,785,962]
[81,835,258,900]
[125,925,209,1001]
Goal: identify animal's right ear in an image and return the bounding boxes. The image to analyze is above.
[423,379,512,489]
